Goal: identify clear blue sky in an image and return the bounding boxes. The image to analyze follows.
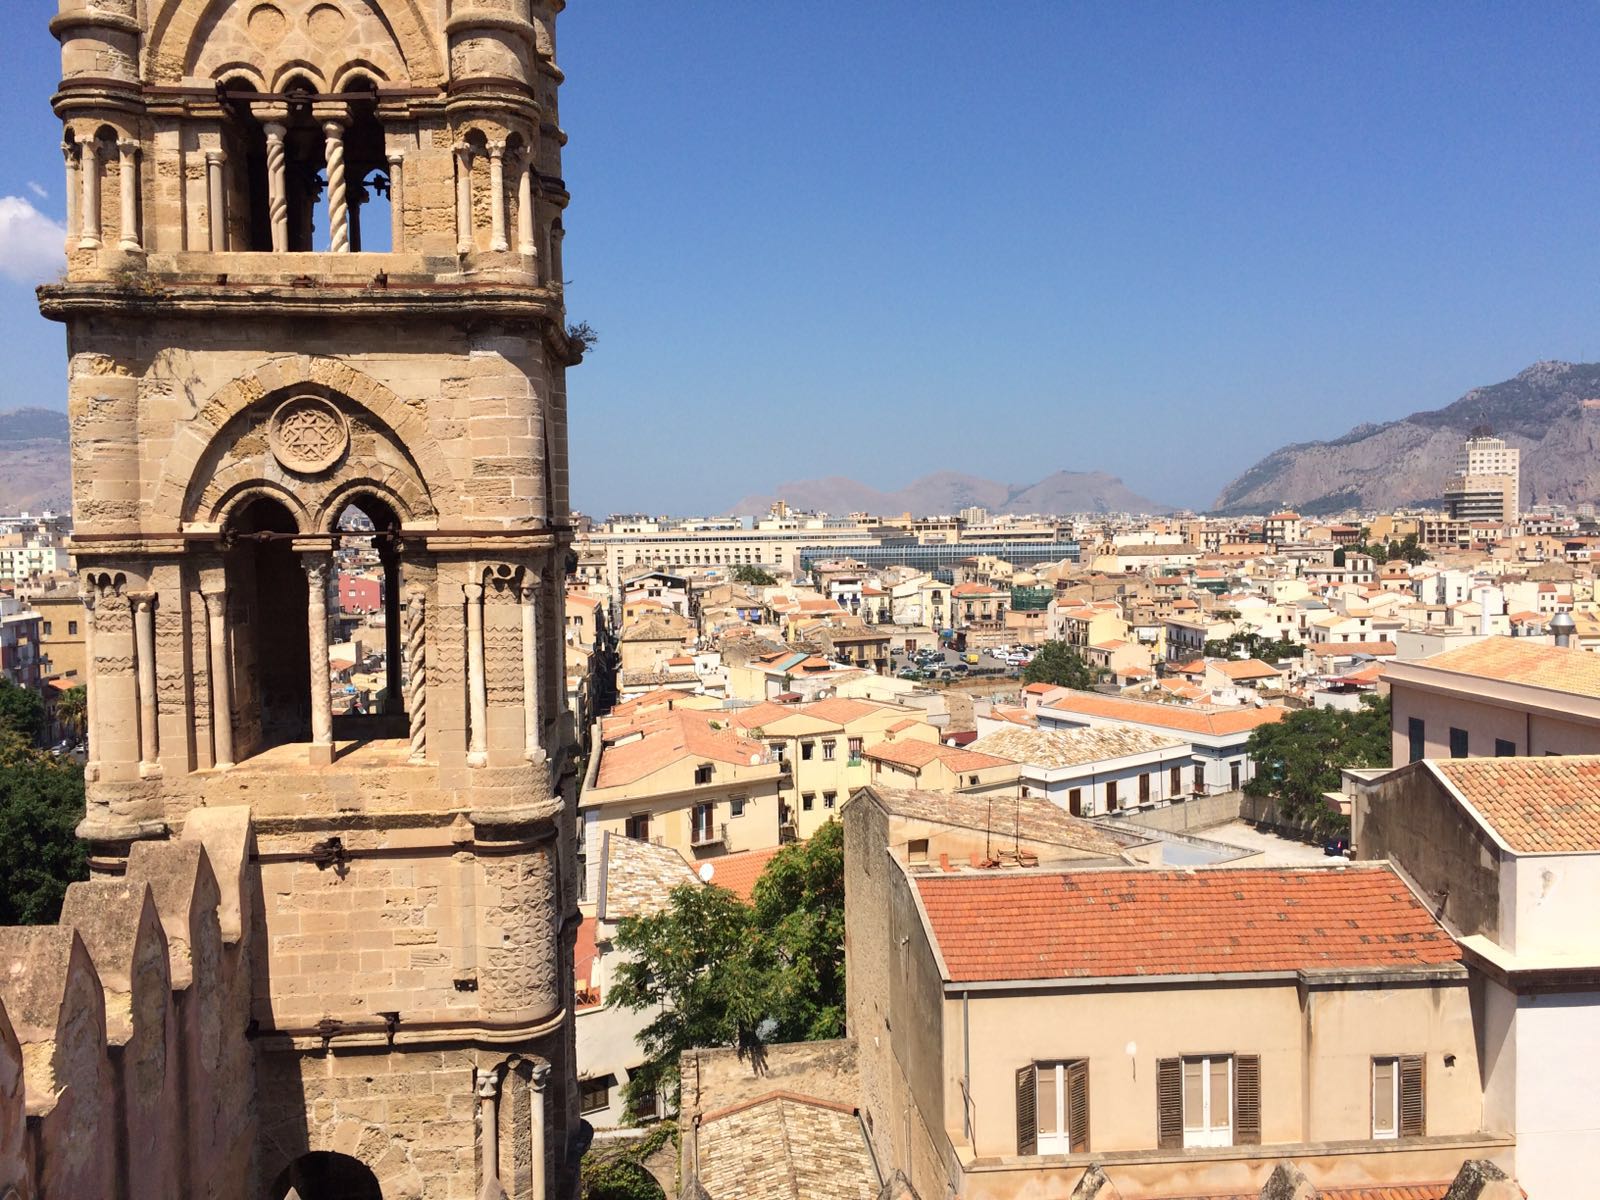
[2,2,1598,513]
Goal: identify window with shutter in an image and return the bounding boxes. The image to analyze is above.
[1015,1065,1037,1156]
[1029,1059,1090,1155]
[1067,1059,1090,1153]
[1372,1056,1398,1138]
[1233,1055,1261,1145]
[1399,1054,1425,1137]
[1156,1057,1182,1149]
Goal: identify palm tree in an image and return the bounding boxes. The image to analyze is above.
[55,685,86,745]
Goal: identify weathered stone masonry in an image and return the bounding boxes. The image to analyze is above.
[21,2,585,1197]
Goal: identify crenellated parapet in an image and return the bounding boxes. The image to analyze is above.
[0,806,256,1200]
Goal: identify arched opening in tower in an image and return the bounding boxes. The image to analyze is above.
[343,76,391,253]
[269,1151,383,1200]
[226,496,311,755]
[330,496,408,744]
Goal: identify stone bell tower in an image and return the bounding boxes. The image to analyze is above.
[39,1,582,1196]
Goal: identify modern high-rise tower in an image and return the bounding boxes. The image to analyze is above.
[38,1,582,1195]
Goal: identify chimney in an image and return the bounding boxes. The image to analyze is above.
[1551,611,1576,649]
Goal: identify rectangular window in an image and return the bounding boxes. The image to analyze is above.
[690,802,717,845]
[41,622,51,636]
[1372,1057,1398,1139]
[1230,761,1242,791]
[822,740,836,761]
[848,737,864,763]
[1194,764,1205,794]
[1017,1059,1089,1155]
[1494,738,1515,758]
[579,1074,615,1114]
[770,742,785,762]
[1068,787,1083,816]
[802,793,815,812]
[1408,717,1425,763]
[1170,765,1182,795]
[823,791,837,809]
[1157,1054,1257,1149]
[908,838,929,863]
[1449,727,1469,759]
[624,813,650,842]
[801,741,814,761]
[729,796,746,818]
[694,763,714,785]
[67,621,78,636]
[1139,773,1151,803]
[1105,780,1118,812]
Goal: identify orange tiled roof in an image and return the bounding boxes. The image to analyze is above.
[1310,641,1397,657]
[1040,690,1287,738]
[595,709,772,789]
[1206,1187,1450,1200]
[864,739,1013,773]
[914,866,1460,983]
[1410,636,1600,698]
[1431,755,1600,853]
[706,845,785,902]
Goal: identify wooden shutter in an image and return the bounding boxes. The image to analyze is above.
[1156,1057,1182,1149]
[1233,1055,1261,1145]
[1067,1059,1090,1153]
[1399,1054,1426,1137]
[1016,1064,1037,1156]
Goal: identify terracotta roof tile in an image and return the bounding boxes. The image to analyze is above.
[1431,755,1600,853]
[914,866,1460,983]
[1412,636,1600,698]
[863,739,1013,772]
[704,845,785,902]
[1040,691,1287,738]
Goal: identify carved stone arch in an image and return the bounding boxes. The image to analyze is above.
[211,61,269,90]
[331,59,393,91]
[210,481,313,534]
[271,60,328,93]
[147,0,445,87]
[154,354,454,527]
[315,472,433,533]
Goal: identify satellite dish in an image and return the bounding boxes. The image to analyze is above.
[698,863,715,882]
[1125,1041,1138,1058]
[750,754,761,765]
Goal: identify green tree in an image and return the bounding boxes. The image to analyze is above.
[1244,694,1391,832]
[606,820,849,1118]
[0,731,87,925]
[55,685,87,742]
[731,565,777,586]
[1021,641,1105,689]
[607,883,777,1118]
[0,678,45,745]
[752,819,845,1041]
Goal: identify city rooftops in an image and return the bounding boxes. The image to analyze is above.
[968,724,1188,770]
[1037,689,1288,738]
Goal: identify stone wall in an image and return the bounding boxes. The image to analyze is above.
[0,806,256,1200]
[1104,789,1244,834]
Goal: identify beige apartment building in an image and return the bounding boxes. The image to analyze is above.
[579,704,784,866]
[845,785,1511,1198]
[29,588,88,684]
[1385,636,1600,764]
[725,697,932,839]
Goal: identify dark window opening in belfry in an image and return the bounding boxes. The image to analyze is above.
[332,497,408,739]
[270,1151,383,1200]
[227,496,310,755]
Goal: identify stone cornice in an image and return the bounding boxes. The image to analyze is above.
[38,280,567,326]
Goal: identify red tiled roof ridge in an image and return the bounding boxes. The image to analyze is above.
[698,1089,859,1127]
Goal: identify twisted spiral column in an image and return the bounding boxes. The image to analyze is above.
[264,122,288,252]
[323,121,350,252]
[405,590,427,763]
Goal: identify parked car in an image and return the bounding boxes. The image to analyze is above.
[1323,834,1350,857]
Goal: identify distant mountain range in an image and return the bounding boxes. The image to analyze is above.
[733,470,1174,518]
[0,407,69,513]
[1212,361,1600,516]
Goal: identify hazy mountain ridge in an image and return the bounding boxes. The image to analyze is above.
[0,406,70,513]
[1212,361,1600,515]
[733,469,1173,517]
